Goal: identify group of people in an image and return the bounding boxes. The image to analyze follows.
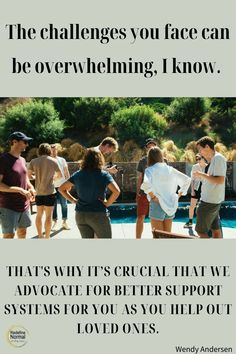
[135,136,227,239]
[0,133,120,239]
[0,132,227,239]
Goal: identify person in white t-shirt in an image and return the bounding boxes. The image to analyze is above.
[194,136,227,238]
[184,154,207,228]
[51,144,70,230]
[141,146,191,234]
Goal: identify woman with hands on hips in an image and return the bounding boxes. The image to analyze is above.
[141,146,191,234]
[59,148,120,239]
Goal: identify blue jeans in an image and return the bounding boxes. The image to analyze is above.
[53,189,68,221]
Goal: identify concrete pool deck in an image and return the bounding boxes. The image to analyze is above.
[17,203,236,240]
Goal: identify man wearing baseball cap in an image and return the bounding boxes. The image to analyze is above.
[0,131,36,238]
[136,138,157,238]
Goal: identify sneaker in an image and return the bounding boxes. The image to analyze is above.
[62,221,70,230]
[51,221,58,231]
[184,221,193,228]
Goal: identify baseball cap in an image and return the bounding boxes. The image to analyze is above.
[145,138,157,147]
[9,131,33,142]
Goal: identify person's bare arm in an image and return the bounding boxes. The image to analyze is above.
[64,164,70,179]
[58,180,77,204]
[193,171,225,185]
[26,175,36,201]
[136,172,143,195]
[101,181,120,207]
[0,174,32,200]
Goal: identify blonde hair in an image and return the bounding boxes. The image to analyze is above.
[100,137,119,152]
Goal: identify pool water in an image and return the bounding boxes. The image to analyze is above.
[109,202,236,229]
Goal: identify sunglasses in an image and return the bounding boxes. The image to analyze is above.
[196,157,202,161]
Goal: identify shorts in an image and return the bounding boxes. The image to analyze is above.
[35,194,56,207]
[149,201,175,221]
[0,207,31,234]
[195,201,221,234]
[136,194,149,217]
[191,189,201,200]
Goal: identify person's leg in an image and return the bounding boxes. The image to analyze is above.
[163,218,173,232]
[151,219,164,231]
[58,192,68,220]
[58,192,70,229]
[149,201,166,237]
[189,198,198,219]
[16,228,27,239]
[0,208,17,239]
[196,201,221,239]
[86,213,112,239]
[44,206,54,239]
[211,213,223,239]
[136,195,149,239]
[52,191,59,230]
[197,232,209,238]
[212,229,222,238]
[151,219,165,238]
[52,191,58,222]
[75,212,94,239]
[17,208,31,239]
[35,205,44,238]
[136,215,145,239]
[3,233,15,239]
[184,198,198,228]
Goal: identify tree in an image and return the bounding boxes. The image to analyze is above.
[111,105,168,144]
[54,98,119,131]
[208,98,236,143]
[209,98,236,114]
[140,98,173,113]
[52,98,75,124]
[72,98,119,130]
[52,97,142,132]
[164,98,206,125]
[0,100,64,146]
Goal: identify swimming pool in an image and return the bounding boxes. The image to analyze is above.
[109,202,236,228]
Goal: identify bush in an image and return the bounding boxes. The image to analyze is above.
[67,143,86,161]
[226,149,236,161]
[226,122,236,144]
[162,140,178,153]
[26,148,38,161]
[60,138,75,148]
[214,143,228,157]
[111,105,167,144]
[1,100,64,146]
[115,140,143,162]
[208,100,236,144]
[161,139,182,161]
[164,98,206,125]
[185,141,198,153]
[68,98,119,131]
[141,98,173,113]
[180,149,196,163]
